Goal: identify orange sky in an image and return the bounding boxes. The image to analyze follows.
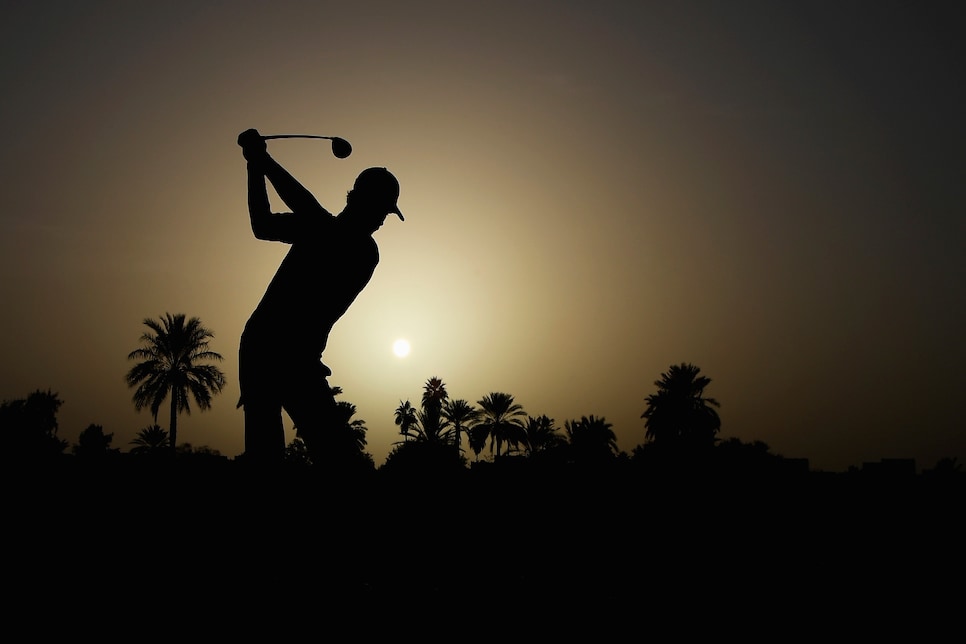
[2,1,963,472]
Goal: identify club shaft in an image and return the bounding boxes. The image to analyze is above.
[261,134,334,140]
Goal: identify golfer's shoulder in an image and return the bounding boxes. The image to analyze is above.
[300,210,336,234]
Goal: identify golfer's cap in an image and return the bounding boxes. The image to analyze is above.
[354,167,404,220]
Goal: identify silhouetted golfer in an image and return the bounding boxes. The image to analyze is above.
[236,128,404,466]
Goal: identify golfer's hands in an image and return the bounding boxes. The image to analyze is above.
[238,128,268,162]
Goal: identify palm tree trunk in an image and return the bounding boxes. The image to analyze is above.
[169,395,178,454]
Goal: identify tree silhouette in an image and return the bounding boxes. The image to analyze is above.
[467,423,487,460]
[392,377,456,445]
[129,424,170,455]
[524,414,566,456]
[0,389,69,461]
[176,443,223,457]
[924,456,963,481]
[394,400,418,441]
[442,398,479,457]
[384,377,472,474]
[419,376,448,440]
[641,363,720,450]
[284,436,312,465]
[711,437,785,476]
[564,415,619,463]
[292,391,374,470]
[72,424,121,459]
[334,400,369,453]
[471,392,527,460]
[125,313,227,454]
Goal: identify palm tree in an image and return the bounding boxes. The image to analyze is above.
[421,376,448,409]
[442,399,479,456]
[334,400,369,453]
[467,423,488,461]
[564,415,619,462]
[419,376,448,441]
[524,414,566,456]
[641,363,720,450]
[471,392,527,459]
[384,378,468,474]
[129,424,170,455]
[393,377,455,445]
[394,400,418,441]
[125,313,227,454]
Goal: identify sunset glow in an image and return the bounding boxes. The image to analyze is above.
[1,2,962,472]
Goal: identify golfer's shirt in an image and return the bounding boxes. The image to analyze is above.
[245,214,379,358]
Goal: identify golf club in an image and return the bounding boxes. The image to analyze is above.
[261,134,352,159]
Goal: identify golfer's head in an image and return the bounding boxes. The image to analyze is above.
[348,167,404,223]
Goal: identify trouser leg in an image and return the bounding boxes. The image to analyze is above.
[243,401,286,463]
[238,335,286,463]
[284,375,348,467]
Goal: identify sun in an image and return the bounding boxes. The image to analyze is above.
[392,338,411,358]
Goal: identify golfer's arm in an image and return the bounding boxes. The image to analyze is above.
[247,160,276,238]
[260,156,325,214]
[247,161,271,217]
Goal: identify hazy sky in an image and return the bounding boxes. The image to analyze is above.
[2,1,963,472]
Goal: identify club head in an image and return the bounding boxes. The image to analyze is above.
[331,137,352,159]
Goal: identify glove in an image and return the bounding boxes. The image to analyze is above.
[237,128,267,161]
